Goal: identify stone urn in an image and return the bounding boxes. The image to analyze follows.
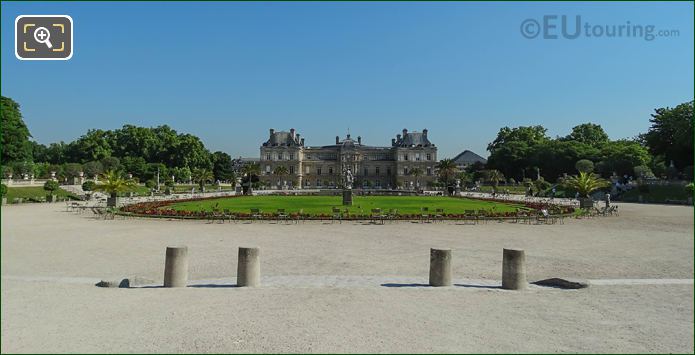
[46,194,57,203]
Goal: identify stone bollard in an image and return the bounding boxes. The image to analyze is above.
[163,246,188,287]
[237,247,261,287]
[502,248,527,290]
[429,248,452,286]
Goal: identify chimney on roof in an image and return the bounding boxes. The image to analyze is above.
[397,134,401,141]
[423,129,428,137]
[357,136,361,144]
[336,136,340,144]
[392,138,396,146]
[295,133,300,143]
[300,138,305,146]
[269,128,275,136]
[290,128,295,138]
[402,128,408,136]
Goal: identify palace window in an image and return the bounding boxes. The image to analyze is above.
[289,153,294,160]
[403,167,408,175]
[427,167,432,176]
[387,167,391,176]
[317,168,322,176]
[416,153,421,161]
[329,167,333,175]
[265,165,271,174]
[364,167,369,176]
[278,153,284,160]
[266,153,271,161]
[375,167,380,176]
[317,180,322,187]
[289,166,295,174]
[403,154,409,161]
[426,153,432,161]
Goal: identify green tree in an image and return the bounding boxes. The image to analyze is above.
[211,151,234,181]
[192,168,214,191]
[575,159,595,173]
[563,123,609,147]
[65,129,113,162]
[563,172,610,198]
[640,101,693,170]
[43,180,59,193]
[597,140,651,177]
[83,161,104,178]
[435,159,458,192]
[95,170,137,199]
[483,169,505,192]
[0,96,32,163]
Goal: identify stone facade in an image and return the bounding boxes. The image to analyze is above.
[259,128,437,189]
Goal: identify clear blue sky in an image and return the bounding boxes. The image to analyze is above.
[2,1,693,159]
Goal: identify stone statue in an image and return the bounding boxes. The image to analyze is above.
[344,168,353,190]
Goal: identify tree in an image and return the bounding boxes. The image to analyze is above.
[435,159,458,193]
[241,163,261,195]
[640,101,693,170]
[1,96,32,163]
[564,123,609,147]
[633,165,655,179]
[101,156,120,172]
[562,172,610,198]
[211,151,234,181]
[83,161,104,178]
[94,170,136,198]
[597,140,651,177]
[82,180,96,192]
[273,166,289,188]
[575,159,595,173]
[63,163,83,178]
[192,168,214,191]
[43,180,59,193]
[410,167,424,188]
[483,169,505,192]
[65,129,113,162]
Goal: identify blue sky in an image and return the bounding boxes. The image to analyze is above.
[2,1,693,159]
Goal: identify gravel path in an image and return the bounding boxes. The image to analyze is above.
[1,202,693,353]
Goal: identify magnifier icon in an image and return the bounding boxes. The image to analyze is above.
[33,27,53,49]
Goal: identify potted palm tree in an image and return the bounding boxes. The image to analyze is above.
[563,171,609,209]
[192,168,213,193]
[241,163,261,195]
[435,159,458,195]
[273,166,289,190]
[485,169,505,194]
[95,170,136,207]
[43,180,60,202]
[410,167,423,191]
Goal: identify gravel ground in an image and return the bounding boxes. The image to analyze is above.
[1,202,693,353]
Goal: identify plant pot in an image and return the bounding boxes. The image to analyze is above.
[579,198,594,209]
[107,196,119,207]
[46,194,57,203]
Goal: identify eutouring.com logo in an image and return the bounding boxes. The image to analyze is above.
[520,15,679,41]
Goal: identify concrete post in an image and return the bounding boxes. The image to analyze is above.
[429,248,452,286]
[163,246,188,287]
[237,247,261,287]
[502,248,527,290]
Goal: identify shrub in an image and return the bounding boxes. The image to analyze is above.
[43,180,60,192]
[145,179,156,189]
[1,184,7,197]
[82,180,96,192]
[685,182,693,195]
[633,165,655,179]
[575,159,594,173]
[638,184,650,193]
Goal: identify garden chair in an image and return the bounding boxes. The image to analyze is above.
[276,208,289,224]
[536,209,550,224]
[223,209,237,223]
[387,209,399,223]
[434,208,445,223]
[250,208,262,223]
[463,209,477,225]
[371,208,385,224]
[607,205,619,216]
[331,207,342,224]
[420,207,430,223]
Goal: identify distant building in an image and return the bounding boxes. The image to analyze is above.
[451,150,487,170]
[259,128,438,189]
[231,157,259,174]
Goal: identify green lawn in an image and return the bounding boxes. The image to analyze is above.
[164,195,526,216]
[5,186,76,202]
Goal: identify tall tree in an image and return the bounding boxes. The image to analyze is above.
[1,96,32,163]
[211,151,234,181]
[563,123,609,147]
[640,101,693,170]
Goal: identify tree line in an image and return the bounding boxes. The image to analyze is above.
[1,95,692,189]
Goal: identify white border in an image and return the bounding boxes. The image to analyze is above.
[15,15,73,61]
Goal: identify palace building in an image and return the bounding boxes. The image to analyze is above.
[259,128,438,189]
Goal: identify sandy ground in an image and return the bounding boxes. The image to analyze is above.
[1,202,693,353]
